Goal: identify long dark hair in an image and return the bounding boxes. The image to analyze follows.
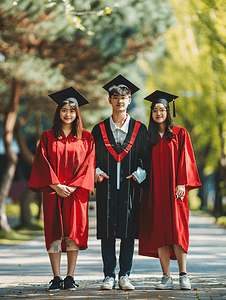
[148,99,174,147]
[52,100,83,139]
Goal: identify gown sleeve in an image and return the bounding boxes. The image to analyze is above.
[67,133,95,194]
[28,132,60,193]
[177,128,201,190]
[91,124,103,170]
[137,124,151,189]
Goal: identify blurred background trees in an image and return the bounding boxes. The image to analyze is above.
[143,0,226,216]
[0,0,225,233]
[0,0,174,231]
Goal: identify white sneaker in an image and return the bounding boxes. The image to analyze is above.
[100,276,115,290]
[155,275,174,290]
[180,274,191,290]
[119,274,135,290]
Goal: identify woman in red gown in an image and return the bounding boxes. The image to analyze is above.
[139,90,201,290]
[28,87,95,291]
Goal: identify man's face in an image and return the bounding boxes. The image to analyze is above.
[109,94,131,112]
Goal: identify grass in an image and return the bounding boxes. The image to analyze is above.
[14,219,44,231]
[1,202,44,245]
[190,209,214,218]
[0,228,43,245]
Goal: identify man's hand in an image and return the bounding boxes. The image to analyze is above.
[96,173,109,183]
[50,184,71,198]
[126,174,138,183]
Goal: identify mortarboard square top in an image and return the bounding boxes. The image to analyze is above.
[144,90,178,104]
[48,86,89,107]
[144,90,178,117]
[102,74,140,95]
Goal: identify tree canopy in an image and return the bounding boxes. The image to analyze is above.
[0,0,175,230]
[0,0,175,126]
[142,0,226,212]
[144,0,226,173]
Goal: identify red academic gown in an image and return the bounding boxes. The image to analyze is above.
[28,129,95,252]
[139,126,201,259]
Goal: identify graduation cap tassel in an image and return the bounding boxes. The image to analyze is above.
[173,99,176,117]
[144,90,178,117]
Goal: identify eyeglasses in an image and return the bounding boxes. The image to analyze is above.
[111,95,130,101]
[152,109,167,114]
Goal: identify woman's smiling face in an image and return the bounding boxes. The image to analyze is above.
[152,103,167,124]
[60,103,76,124]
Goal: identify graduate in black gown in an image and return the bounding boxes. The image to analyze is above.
[91,75,148,290]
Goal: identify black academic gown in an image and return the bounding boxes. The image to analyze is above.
[91,117,148,240]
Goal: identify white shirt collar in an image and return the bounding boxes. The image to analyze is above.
[110,114,130,134]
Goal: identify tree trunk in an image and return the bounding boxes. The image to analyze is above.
[14,101,40,166]
[14,124,34,166]
[198,165,207,210]
[20,188,33,227]
[35,114,43,220]
[214,122,226,216]
[0,156,18,231]
[36,192,43,220]
[214,122,225,216]
[14,105,43,224]
[214,166,222,216]
[0,78,20,231]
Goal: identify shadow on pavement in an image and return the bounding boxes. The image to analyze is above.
[1,276,225,300]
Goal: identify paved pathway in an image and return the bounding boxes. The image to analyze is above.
[0,212,226,299]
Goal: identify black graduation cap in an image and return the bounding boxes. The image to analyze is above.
[144,90,178,117]
[48,86,89,107]
[102,74,140,95]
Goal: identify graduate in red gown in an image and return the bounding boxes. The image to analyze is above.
[139,90,201,290]
[28,87,95,291]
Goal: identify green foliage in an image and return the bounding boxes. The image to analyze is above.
[216,216,226,228]
[0,0,177,232]
[30,202,39,217]
[143,0,226,175]
[87,0,174,62]
[0,0,175,128]
[6,203,20,217]
[6,202,39,218]
[189,189,201,210]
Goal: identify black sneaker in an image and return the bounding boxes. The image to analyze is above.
[48,276,63,291]
[64,276,78,290]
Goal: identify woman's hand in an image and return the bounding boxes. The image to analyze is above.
[175,185,185,200]
[67,186,77,193]
[50,184,71,198]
